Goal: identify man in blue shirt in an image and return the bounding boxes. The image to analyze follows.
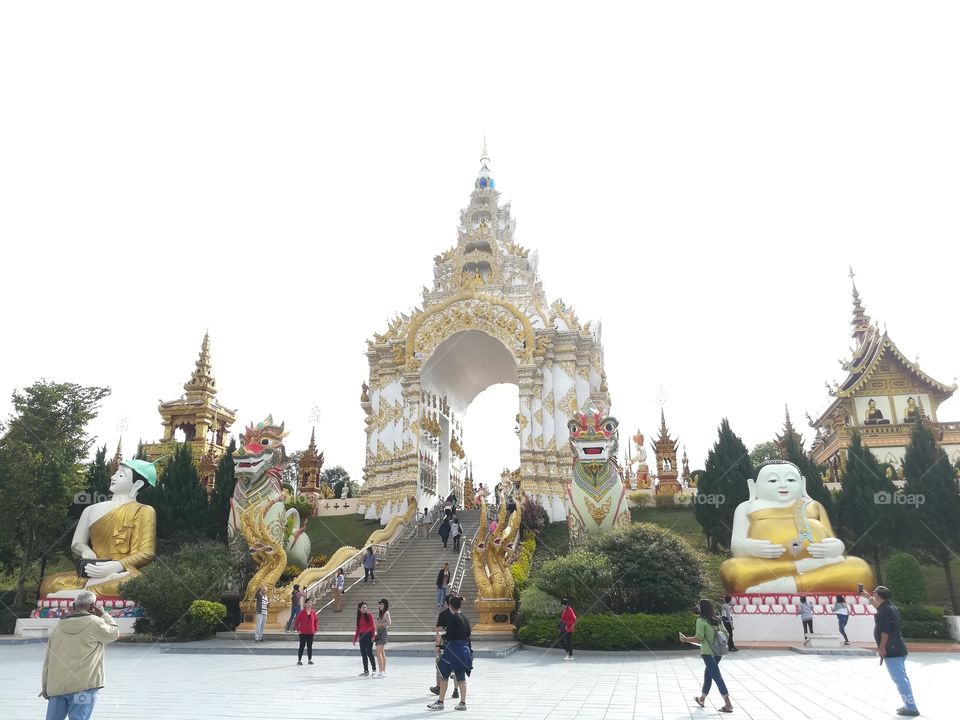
[865,586,918,717]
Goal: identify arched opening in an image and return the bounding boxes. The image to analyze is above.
[420,330,519,501]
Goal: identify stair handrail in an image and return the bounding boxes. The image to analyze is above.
[450,524,479,596]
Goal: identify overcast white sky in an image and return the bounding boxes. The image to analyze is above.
[2,3,958,487]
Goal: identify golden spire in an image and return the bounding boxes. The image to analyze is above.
[849,267,871,346]
[184,332,217,398]
[108,438,123,473]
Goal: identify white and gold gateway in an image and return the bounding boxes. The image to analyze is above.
[358,145,611,523]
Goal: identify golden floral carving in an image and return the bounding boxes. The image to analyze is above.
[563,387,578,415]
[584,496,611,525]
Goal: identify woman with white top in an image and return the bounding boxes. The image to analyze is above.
[334,568,345,612]
[833,594,850,645]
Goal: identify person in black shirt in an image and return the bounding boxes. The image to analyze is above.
[427,595,472,712]
[429,595,458,700]
[865,585,919,717]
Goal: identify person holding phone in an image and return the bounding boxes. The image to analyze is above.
[864,586,919,717]
[680,599,734,713]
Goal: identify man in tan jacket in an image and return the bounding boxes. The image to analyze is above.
[41,590,120,719]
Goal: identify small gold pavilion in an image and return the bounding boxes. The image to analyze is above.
[142,333,237,492]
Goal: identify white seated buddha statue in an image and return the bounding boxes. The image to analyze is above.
[719,461,874,594]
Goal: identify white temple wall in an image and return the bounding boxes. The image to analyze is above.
[541,359,554,444]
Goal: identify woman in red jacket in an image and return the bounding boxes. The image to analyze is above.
[294,598,318,665]
[560,597,577,661]
[352,602,377,676]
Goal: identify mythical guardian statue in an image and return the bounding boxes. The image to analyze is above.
[228,416,311,568]
[566,404,630,544]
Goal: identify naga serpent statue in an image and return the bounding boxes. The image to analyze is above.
[473,488,521,600]
[228,416,311,569]
[566,404,630,545]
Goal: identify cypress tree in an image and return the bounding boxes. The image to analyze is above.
[779,407,832,512]
[902,422,960,614]
[154,442,208,539]
[834,432,896,583]
[85,444,111,501]
[209,437,236,539]
[695,419,752,551]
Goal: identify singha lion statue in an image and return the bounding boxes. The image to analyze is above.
[566,403,630,544]
[228,416,311,568]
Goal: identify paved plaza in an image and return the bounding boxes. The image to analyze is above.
[1,643,956,720]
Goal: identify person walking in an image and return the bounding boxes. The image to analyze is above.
[353,602,377,677]
[374,599,392,678]
[295,598,318,665]
[430,594,459,700]
[286,584,303,632]
[363,547,376,583]
[720,596,738,651]
[438,518,451,550]
[799,596,814,637]
[559,597,577,660]
[450,516,462,553]
[41,590,120,720]
[680,599,734,713]
[334,569,345,612]
[833,595,850,645]
[427,595,472,712]
[436,563,451,609]
[254,585,269,642]
[865,586,919,716]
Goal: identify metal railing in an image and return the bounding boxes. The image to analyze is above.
[449,525,479,596]
[305,510,421,611]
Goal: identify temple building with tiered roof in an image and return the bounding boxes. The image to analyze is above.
[809,272,960,478]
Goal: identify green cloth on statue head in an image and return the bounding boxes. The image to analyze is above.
[121,458,160,487]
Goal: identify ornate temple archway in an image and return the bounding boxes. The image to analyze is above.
[359,147,611,522]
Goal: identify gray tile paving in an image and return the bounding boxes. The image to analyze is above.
[0,643,955,719]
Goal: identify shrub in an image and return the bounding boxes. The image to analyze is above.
[519,612,692,649]
[628,492,651,508]
[535,551,615,612]
[510,537,537,592]
[885,553,927,605]
[120,540,234,636]
[277,564,300,586]
[675,494,692,508]
[175,600,227,639]
[519,586,562,620]
[308,553,329,568]
[654,494,676,509]
[520,498,549,536]
[285,496,313,519]
[898,605,944,622]
[585,522,707,614]
[899,605,947,638]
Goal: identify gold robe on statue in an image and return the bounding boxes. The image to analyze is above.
[40,502,157,597]
[720,499,874,593]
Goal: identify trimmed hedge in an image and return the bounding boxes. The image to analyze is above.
[176,600,227,639]
[885,553,927,605]
[519,612,692,650]
[899,604,947,639]
[510,537,537,592]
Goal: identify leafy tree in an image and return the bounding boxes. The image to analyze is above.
[749,441,780,468]
[0,381,110,606]
[535,550,615,612]
[834,432,896,583]
[322,465,350,494]
[135,440,147,460]
[281,450,303,495]
[695,419,752,551]
[85,444,112,501]
[901,422,960,614]
[585,523,707,613]
[208,437,236,539]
